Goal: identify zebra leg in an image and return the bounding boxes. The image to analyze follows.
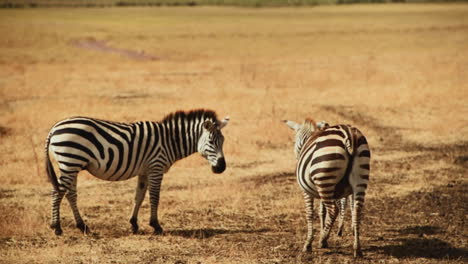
[319,200,326,231]
[66,191,89,234]
[65,176,89,234]
[351,193,365,257]
[50,174,76,235]
[349,195,355,231]
[318,201,339,248]
[148,171,164,235]
[349,160,369,257]
[130,174,148,234]
[350,173,367,257]
[50,189,66,235]
[336,196,348,237]
[302,192,314,252]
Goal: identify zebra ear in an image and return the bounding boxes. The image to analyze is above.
[219,116,230,130]
[203,120,215,131]
[283,120,301,131]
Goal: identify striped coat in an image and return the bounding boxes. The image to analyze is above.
[284,118,370,257]
[46,109,229,235]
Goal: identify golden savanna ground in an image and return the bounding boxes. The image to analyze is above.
[0,4,467,263]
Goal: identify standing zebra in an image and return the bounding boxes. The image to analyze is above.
[284,118,370,257]
[45,109,229,235]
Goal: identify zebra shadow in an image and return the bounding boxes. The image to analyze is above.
[78,226,269,239]
[166,228,271,239]
[367,225,468,260]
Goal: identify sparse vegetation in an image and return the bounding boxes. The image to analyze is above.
[0,4,467,263]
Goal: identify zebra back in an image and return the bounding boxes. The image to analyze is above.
[296,123,365,200]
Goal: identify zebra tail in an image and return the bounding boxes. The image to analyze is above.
[45,131,59,192]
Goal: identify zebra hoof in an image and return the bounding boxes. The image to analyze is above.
[51,223,63,236]
[131,225,139,234]
[302,244,312,253]
[150,220,163,235]
[354,249,363,258]
[153,226,164,235]
[337,229,343,237]
[130,218,139,234]
[54,227,63,236]
[77,222,90,234]
[318,240,328,248]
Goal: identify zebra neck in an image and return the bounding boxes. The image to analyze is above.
[158,118,203,164]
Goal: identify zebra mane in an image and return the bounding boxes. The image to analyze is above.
[160,109,218,125]
[303,118,316,129]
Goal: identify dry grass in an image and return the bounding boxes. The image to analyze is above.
[0,4,467,263]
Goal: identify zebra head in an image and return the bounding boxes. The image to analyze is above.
[283,118,317,159]
[198,117,229,174]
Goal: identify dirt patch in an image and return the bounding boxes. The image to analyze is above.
[166,227,271,239]
[0,189,15,199]
[244,171,296,187]
[321,105,402,147]
[454,155,468,167]
[0,126,11,137]
[70,38,159,61]
[255,140,289,150]
[231,160,273,169]
[322,105,468,154]
[164,185,189,192]
[365,182,468,261]
[373,143,468,175]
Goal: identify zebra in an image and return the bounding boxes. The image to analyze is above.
[45,109,229,235]
[284,118,370,257]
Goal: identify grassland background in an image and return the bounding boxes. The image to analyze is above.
[0,3,467,264]
[1,0,468,8]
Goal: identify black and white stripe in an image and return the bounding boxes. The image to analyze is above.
[45,109,229,235]
[284,119,370,257]
[316,121,349,238]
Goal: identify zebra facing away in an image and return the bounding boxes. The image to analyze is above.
[283,118,370,257]
[45,109,229,235]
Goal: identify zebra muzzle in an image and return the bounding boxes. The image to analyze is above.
[211,157,226,174]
